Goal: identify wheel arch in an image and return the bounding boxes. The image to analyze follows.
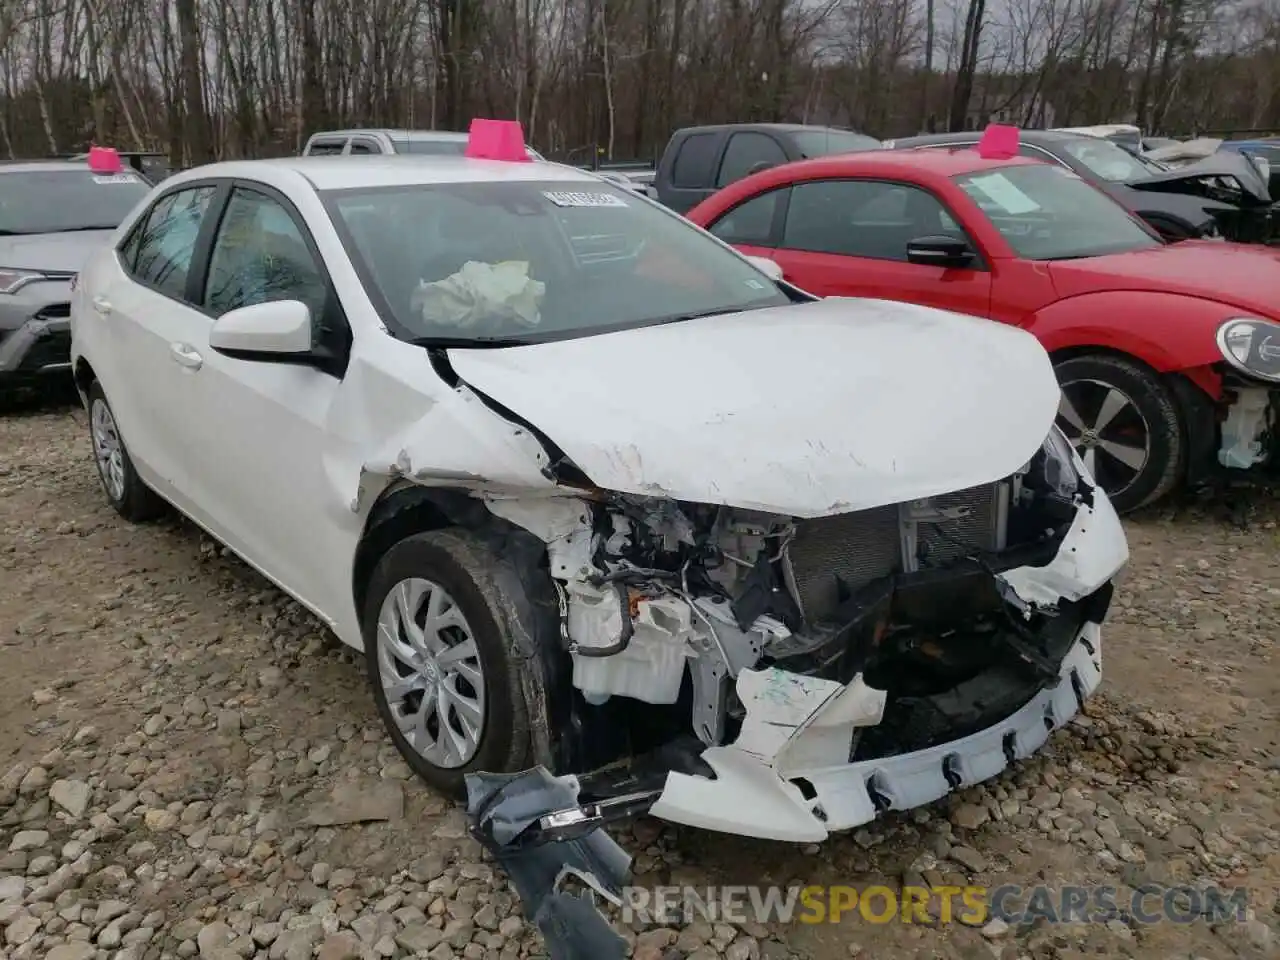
[1049,343,1189,447]
[1048,345,1220,469]
[1051,348,1191,510]
[1048,343,1162,372]
[353,482,479,626]
[1027,292,1225,379]
[72,356,97,404]
[350,481,577,773]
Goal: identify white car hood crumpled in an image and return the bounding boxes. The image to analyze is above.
[448,297,1061,517]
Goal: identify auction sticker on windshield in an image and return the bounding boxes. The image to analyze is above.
[93,174,142,185]
[964,173,1040,214]
[542,190,628,207]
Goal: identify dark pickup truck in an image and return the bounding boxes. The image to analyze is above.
[654,123,880,213]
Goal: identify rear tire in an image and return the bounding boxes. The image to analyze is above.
[1053,354,1183,513]
[87,381,165,522]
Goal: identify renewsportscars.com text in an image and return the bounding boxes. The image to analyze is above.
[616,883,1251,926]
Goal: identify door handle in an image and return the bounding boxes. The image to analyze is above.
[92,295,112,316]
[169,342,203,370]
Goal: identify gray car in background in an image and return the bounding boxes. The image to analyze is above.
[0,161,152,389]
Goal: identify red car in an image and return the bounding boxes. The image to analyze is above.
[686,147,1280,513]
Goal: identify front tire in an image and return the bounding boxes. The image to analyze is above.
[361,529,532,798]
[1054,354,1184,513]
[87,382,165,522]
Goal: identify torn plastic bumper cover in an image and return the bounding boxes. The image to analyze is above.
[463,482,1125,955]
[466,621,1105,957]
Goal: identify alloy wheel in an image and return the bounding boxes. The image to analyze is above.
[1057,378,1151,498]
[375,577,486,769]
[90,398,126,502]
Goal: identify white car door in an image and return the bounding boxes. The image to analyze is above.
[93,183,221,502]
[173,183,351,614]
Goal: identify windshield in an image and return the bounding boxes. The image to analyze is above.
[0,169,151,234]
[954,164,1162,260]
[323,180,789,344]
[1061,138,1160,182]
[792,130,882,158]
[1237,144,1280,164]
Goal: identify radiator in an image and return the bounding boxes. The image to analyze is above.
[782,483,1007,624]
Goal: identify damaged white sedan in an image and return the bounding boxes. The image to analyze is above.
[69,133,1127,955]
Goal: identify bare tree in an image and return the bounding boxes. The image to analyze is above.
[0,0,1274,167]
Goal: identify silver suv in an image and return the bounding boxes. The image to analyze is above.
[301,128,546,160]
[299,129,660,196]
[0,161,152,388]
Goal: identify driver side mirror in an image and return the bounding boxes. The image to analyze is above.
[209,299,313,362]
[905,235,976,268]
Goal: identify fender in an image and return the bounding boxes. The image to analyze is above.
[1024,291,1230,398]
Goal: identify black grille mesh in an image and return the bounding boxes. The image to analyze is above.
[785,484,1001,623]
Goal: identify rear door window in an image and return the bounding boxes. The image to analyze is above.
[671,133,721,188]
[131,185,218,301]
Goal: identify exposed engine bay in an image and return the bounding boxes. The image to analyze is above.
[513,471,1079,758]
[465,429,1124,959]
[481,426,1110,811]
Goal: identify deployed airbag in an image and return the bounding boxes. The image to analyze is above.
[411,260,545,328]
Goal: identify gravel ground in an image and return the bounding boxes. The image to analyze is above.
[1,394,1279,960]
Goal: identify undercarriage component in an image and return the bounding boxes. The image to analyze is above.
[465,768,631,960]
[1218,386,1272,469]
[464,738,720,958]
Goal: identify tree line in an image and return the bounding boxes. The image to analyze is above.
[0,0,1277,166]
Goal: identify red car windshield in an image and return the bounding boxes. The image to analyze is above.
[953,164,1162,261]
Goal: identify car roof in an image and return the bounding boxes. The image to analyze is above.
[769,147,1040,180]
[0,160,103,174]
[894,129,1087,148]
[674,123,862,136]
[686,147,1043,223]
[1052,124,1140,137]
[162,155,606,192]
[308,129,468,142]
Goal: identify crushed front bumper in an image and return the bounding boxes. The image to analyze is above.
[466,627,1103,959]
[649,624,1101,841]
[465,490,1127,957]
[1171,377,1280,489]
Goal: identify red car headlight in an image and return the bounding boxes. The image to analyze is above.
[1217,317,1280,383]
